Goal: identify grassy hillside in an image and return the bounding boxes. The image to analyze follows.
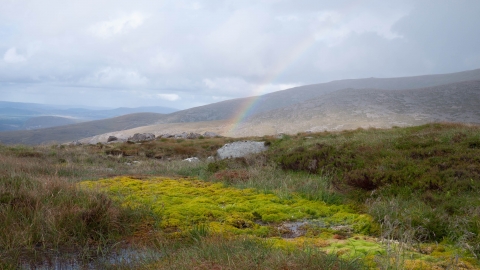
[1,123,480,268]
[0,112,164,145]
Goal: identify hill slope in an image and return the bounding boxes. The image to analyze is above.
[232,80,480,136]
[157,68,480,124]
[0,113,164,145]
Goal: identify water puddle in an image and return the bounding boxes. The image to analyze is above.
[20,247,162,269]
[273,220,353,239]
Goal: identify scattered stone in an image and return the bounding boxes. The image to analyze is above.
[70,141,82,146]
[276,133,286,139]
[186,132,202,139]
[160,133,174,138]
[207,156,215,162]
[217,141,268,160]
[107,136,118,142]
[174,132,188,139]
[183,157,200,162]
[127,133,155,142]
[203,131,220,138]
[159,131,220,139]
[108,138,126,144]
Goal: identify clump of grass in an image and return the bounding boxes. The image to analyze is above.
[271,123,480,195]
[0,153,148,266]
[204,155,343,205]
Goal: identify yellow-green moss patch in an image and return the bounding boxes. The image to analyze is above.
[79,176,371,237]
[79,176,479,269]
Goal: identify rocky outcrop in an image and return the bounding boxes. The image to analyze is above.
[217,141,268,159]
[127,133,155,142]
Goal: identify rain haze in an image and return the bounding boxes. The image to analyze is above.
[1,0,479,109]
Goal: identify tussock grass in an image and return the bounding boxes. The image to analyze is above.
[0,148,152,267]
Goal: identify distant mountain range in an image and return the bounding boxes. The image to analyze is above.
[1,68,479,145]
[0,113,164,145]
[0,102,178,131]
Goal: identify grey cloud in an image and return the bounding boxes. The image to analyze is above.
[0,1,479,109]
[392,1,480,72]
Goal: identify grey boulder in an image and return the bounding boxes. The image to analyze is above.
[217,141,268,160]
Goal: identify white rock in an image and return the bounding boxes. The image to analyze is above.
[217,141,268,160]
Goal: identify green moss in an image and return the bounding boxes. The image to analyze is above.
[79,176,479,269]
[80,177,370,236]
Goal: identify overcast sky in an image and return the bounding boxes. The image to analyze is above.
[1,0,479,109]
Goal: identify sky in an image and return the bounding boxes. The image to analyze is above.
[1,0,480,109]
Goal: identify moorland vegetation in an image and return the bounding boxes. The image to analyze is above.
[0,123,479,269]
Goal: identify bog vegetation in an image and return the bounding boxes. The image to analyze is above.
[0,123,479,269]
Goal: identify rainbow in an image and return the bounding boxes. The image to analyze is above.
[224,3,360,136]
[225,34,316,136]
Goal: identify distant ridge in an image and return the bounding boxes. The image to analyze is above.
[23,116,81,130]
[233,80,480,136]
[156,68,480,124]
[0,113,164,145]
